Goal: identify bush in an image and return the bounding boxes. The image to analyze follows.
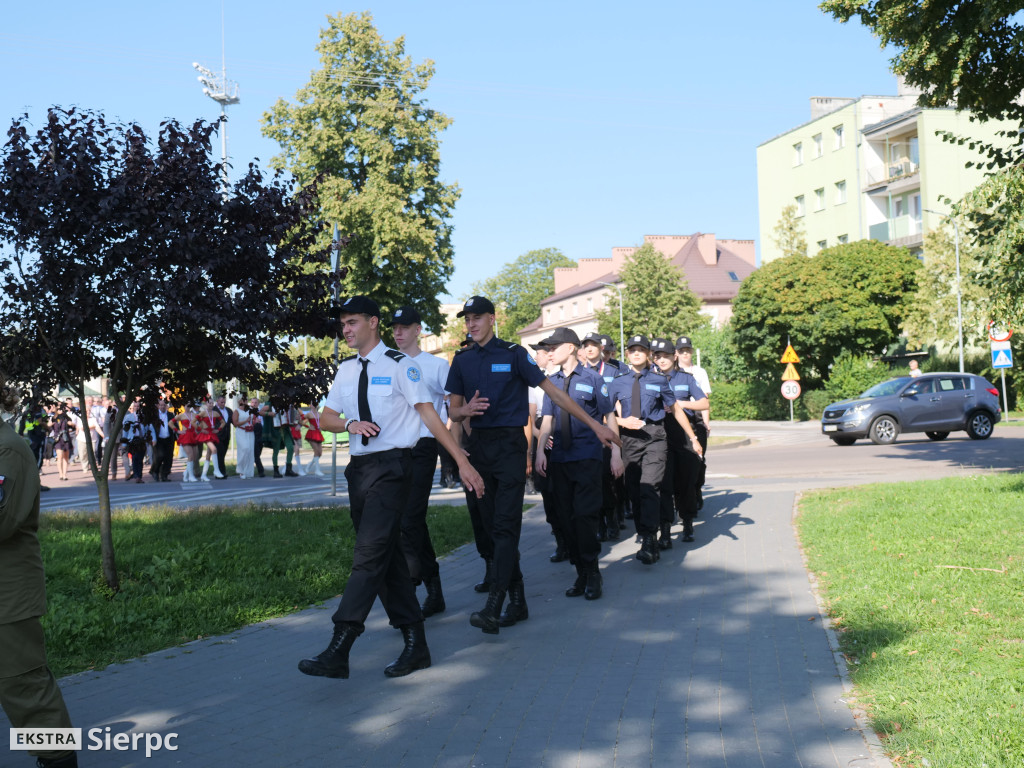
[796,389,833,420]
[825,352,892,401]
[711,380,790,421]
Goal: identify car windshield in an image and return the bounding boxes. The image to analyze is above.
[859,377,911,398]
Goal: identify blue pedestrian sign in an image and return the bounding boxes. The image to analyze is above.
[992,340,1013,369]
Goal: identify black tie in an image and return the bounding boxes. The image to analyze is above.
[561,374,573,449]
[358,358,372,446]
[631,372,643,420]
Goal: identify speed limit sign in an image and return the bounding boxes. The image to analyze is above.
[781,381,801,400]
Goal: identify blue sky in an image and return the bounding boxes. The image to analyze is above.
[3,1,896,300]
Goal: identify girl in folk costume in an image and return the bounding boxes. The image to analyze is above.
[260,400,285,478]
[170,405,200,482]
[287,404,306,476]
[193,403,226,481]
[301,405,326,477]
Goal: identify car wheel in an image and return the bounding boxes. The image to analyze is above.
[831,437,857,446]
[869,415,899,445]
[966,411,994,440]
[925,431,949,441]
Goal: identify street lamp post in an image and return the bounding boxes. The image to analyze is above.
[924,209,965,373]
[598,282,624,355]
[193,57,240,192]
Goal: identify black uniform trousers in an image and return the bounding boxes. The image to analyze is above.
[152,436,175,480]
[401,436,441,584]
[620,423,668,537]
[465,426,528,591]
[660,442,702,530]
[215,426,230,476]
[549,458,602,568]
[252,423,265,476]
[331,448,423,631]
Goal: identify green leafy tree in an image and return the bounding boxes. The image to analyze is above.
[903,223,990,348]
[731,240,920,380]
[821,1,1024,127]
[595,243,707,341]
[261,11,459,334]
[772,203,808,259]
[472,247,576,340]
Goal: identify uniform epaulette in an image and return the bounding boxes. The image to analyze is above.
[384,349,406,362]
[495,339,518,350]
[340,354,357,363]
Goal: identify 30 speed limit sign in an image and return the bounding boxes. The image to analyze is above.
[781,380,801,400]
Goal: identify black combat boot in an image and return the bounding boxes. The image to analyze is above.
[499,579,529,626]
[658,523,673,550]
[636,534,659,565]
[273,465,283,478]
[474,558,494,593]
[298,624,360,678]
[682,519,695,543]
[384,622,431,678]
[565,568,587,598]
[285,462,299,477]
[420,573,446,617]
[550,532,568,562]
[584,567,603,600]
[470,586,506,634]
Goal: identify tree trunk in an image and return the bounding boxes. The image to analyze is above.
[94,472,119,593]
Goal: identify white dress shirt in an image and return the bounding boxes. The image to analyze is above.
[324,340,432,456]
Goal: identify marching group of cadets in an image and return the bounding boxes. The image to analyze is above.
[297,295,711,683]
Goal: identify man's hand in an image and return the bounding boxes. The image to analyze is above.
[346,420,380,439]
[593,422,621,448]
[463,390,490,418]
[618,415,644,431]
[458,460,485,499]
[610,452,624,478]
[535,448,548,477]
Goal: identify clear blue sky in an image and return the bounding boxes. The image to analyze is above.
[3,1,895,300]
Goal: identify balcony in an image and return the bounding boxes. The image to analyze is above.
[868,215,923,249]
[864,160,921,190]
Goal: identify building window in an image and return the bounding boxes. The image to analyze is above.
[727,271,740,282]
[817,240,827,251]
[559,305,564,320]
[793,142,803,166]
[838,234,849,244]
[835,180,847,205]
[795,195,805,216]
[572,301,578,318]
[813,133,823,158]
[833,124,844,149]
[814,188,825,211]
[587,297,593,313]
[893,198,904,218]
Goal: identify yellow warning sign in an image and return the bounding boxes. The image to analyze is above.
[781,363,801,381]
[780,345,800,364]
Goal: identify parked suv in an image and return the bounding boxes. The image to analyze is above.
[821,373,1001,445]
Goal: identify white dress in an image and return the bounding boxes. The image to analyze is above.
[234,410,256,479]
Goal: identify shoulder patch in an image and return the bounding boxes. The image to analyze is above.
[526,355,538,366]
[601,384,609,397]
[340,354,357,363]
[407,366,422,382]
[384,349,406,362]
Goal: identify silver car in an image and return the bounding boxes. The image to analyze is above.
[821,372,1001,445]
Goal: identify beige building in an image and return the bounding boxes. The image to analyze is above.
[757,78,1015,261]
[518,233,756,349]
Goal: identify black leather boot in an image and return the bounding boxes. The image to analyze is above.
[420,574,446,617]
[682,519,695,543]
[298,624,360,678]
[473,558,493,593]
[565,569,587,597]
[470,586,506,634]
[584,567,603,600]
[549,533,568,563]
[658,523,673,550]
[273,466,283,478]
[384,622,431,678]
[499,579,529,626]
[636,534,659,565]
[285,462,299,477]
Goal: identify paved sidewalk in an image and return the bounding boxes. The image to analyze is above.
[4,483,889,768]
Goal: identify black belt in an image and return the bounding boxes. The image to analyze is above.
[645,418,664,426]
[350,447,412,462]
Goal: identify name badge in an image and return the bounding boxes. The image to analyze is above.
[371,377,392,385]
[674,384,690,392]
[645,384,661,391]
[603,376,614,383]
[574,383,594,394]
[491,364,512,373]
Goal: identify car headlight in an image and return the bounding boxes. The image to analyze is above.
[850,403,872,413]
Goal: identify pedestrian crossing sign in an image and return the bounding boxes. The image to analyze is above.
[992,341,1013,369]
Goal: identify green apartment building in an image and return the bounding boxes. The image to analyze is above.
[757,79,1012,262]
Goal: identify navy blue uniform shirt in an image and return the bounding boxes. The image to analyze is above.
[446,336,547,428]
[663,369,706,415]
[541,364,613,462]
[606,366,677,421]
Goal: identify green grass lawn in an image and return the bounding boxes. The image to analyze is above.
[39,504,474,677]
[797,476,1024,768]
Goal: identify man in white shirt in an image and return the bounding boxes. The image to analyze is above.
[388,305,451,619]
[298,296,483,681]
